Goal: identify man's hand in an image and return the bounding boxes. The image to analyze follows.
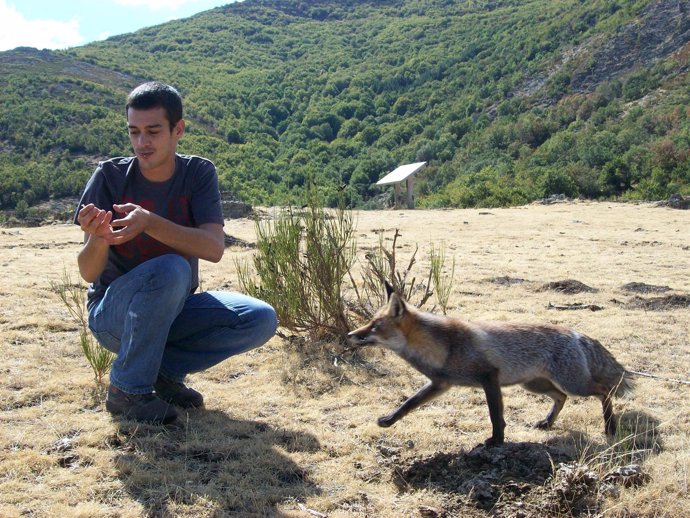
[77,203,114,239]
[81,202,224,263]
[109,203,150,245]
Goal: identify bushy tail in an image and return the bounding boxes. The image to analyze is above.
[613,371,635,398]
[588,337,633,398]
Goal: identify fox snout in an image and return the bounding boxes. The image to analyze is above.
[347,328,373,346]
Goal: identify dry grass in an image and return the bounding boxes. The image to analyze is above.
[1,200,688,517]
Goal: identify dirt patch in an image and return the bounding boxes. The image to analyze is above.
[486,276,528,286]
[620,282,672,294]
[625,294,690,310]
[538,280,598,294]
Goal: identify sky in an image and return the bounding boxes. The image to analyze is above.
[0,0,242,52]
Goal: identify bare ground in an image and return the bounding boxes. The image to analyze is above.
[0,200,688,517]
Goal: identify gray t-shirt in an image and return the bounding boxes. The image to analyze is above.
[74,154,224,309]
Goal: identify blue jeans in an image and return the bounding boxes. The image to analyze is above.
[88,254,278,395]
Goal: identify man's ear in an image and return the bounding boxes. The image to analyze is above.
[174,119,185,139]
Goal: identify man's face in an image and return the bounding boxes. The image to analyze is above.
[127,106,184,175]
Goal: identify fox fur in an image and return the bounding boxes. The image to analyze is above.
[348,282,633,445]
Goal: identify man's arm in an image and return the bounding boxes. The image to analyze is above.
[78,234,110,283]
[76,204,114,282]
[109,203,225,263]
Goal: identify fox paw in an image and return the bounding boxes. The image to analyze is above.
[534,419,552,430]
[483,436,504,447]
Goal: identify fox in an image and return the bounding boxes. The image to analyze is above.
[348,282,633,446]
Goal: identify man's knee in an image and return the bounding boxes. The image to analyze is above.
[252,300,278,344]
[157,254,191,279]
[152,255,192,294]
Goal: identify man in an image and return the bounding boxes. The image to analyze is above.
[74,81,277,424]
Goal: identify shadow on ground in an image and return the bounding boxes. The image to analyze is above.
[393,440,572,510]
[108,409,321,517]
[391,410,661,517]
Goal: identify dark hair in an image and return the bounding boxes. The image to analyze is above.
[126,82,183,129]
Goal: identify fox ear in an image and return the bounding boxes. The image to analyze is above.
[388,292,406,318]
[384,280,395,300]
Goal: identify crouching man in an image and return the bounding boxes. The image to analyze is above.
[74,81,277,424]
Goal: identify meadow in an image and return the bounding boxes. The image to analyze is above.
[1,200,688,517]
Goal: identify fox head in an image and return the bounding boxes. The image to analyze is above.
[348,281,409,353]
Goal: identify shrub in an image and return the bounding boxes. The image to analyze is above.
[237,185,357,343]
[51,270,114,385]
[237,186,456,346]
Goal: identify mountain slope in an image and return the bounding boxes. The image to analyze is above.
[0,0,688,212]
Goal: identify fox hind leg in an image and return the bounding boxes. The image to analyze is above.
[599,392,617,436]
[378,380,450,428]
[522,378,567,430]
[589,381,618,436]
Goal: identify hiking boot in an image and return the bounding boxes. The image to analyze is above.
[105,385,177,424]
[153,377,204,408]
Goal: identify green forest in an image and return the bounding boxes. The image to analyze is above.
[0,0,688,212]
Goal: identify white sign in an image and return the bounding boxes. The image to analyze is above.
[376,162,427,185]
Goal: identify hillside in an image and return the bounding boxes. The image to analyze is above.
[0,0,689,213]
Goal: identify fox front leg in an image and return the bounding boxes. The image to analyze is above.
[480,371,506,446]
[378,380,450,427]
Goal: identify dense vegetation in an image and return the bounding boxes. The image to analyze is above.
[0,0,688,211]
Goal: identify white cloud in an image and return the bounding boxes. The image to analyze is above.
[0,0,84,51]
